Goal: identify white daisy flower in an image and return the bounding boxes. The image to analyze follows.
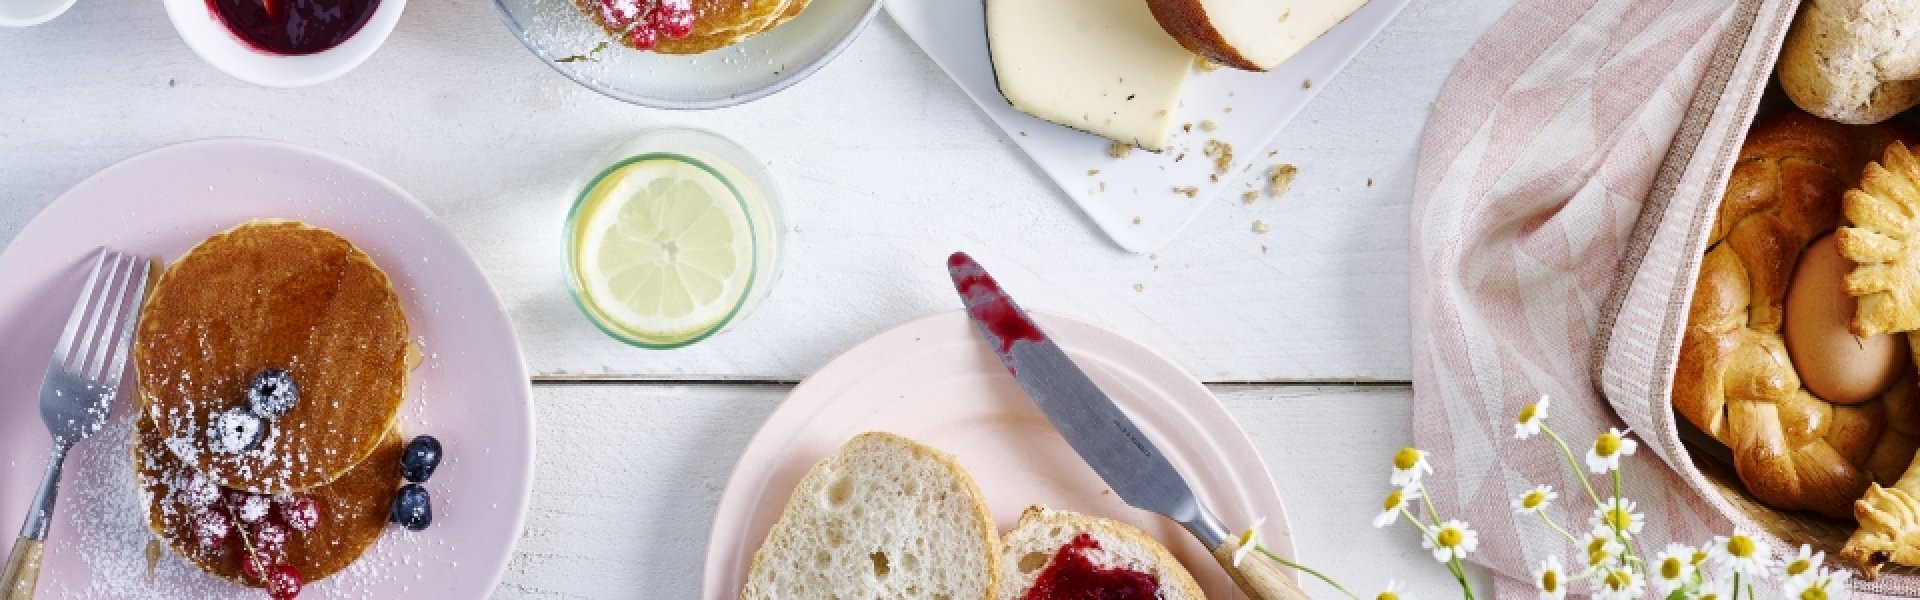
[1513,484,1557,515]
[1589,496,1645,538]
[1580,527,1625,568]
[1586,428,1639,474]
[1780,544,1825,584]
[1710,530,1773,580]
[1230,516,1266,567]
[1375,580,1412,600]
[1515,394,1550,439]
[1592,565,1644,600]
[1374,485,1420,528]
[1784,567,1850,600]
[1650,543,1696,596]
[1532,555,1567,600]
[1693,577,1735,600]
[1422,520,1478,563]
[1391,447,1433,486]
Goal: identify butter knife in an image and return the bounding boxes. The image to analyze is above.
[947,252,1309,600]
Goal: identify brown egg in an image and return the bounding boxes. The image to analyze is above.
[1785,233,1909,404]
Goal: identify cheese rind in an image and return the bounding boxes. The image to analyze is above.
[1149,0,1369,72]
[986,0,1192,151]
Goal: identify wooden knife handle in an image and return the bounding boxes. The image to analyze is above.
[1213,536,1311,600]
[2,537,42,600]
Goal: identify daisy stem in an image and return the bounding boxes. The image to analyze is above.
[1537,511,1577,545]
[1732,573,1741,600]
[1447,555,1477,600]
[1419,487,1444,527]
[1400,507,1434,537]
[1254,546,1359,600]
[1542,426,1603,508]
[1608,470,1639,563]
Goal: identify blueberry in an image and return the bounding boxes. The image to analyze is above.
[247,368,299,421]
[208,407,264,454]
[399,435,442,483]
[390,484,432,531]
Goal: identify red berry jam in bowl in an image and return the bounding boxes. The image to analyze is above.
[209,0,379,55]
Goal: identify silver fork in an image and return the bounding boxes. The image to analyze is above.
[2,249,151,600]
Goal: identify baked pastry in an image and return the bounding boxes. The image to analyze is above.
[133,414,402,586]
[1779,0,1920,125]
[998,506,1204,600]
[576,0,807,55]
[1840,142,1920,337]
[1673,110,1910,517]
[133,220,409,494]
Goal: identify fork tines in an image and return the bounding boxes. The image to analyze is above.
[52,248,152,384]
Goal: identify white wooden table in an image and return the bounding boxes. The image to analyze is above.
[0,0,1517,596]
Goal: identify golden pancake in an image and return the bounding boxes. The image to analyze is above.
[134,415,402,586]
[575,0,804,54]
[134,220,408,494]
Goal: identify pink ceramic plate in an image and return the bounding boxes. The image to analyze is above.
[0,139,534,597]
[703,310,1296,598]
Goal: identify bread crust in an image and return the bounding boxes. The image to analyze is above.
[1780,0,1920,125]
[1674,111,1914,518]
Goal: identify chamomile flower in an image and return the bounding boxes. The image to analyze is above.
[1780,544,1825,583]
[1516,394,1550,439]
[1230,517,1266,567]
[1580,527,1624,568]
[1650,543,1696,596]
[1589,496,1645,538]
[1375,580,1411,600]
[1374,485,1420,528]
[1709,530,1773,580]
[1422,520,1478,563]
[1532,555,1567,600]
[1593,565,1644,600]
[1391,447,1433,486]
[1693,577,1735,600]
[1785,567,1850,600]
[1586,428,1639,474]
[1513,484,1557,515]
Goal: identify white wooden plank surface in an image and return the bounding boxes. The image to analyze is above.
[501,383,1493,598]
[0,0,1515,383]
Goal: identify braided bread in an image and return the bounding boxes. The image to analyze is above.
[1674,110,1910,518]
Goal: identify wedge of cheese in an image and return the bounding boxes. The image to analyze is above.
[986,0,1193,151]
[1148,0,1368,72]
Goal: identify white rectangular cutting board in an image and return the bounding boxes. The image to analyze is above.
[885,0,1413,253]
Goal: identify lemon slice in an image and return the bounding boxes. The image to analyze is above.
[571,155,756,346]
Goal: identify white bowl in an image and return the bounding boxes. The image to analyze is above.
[0,0,78,27]
[161,0,405,87]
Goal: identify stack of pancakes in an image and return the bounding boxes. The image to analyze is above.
[584,0,811,54]
[131,220,410,587]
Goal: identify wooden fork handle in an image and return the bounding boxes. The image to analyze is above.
[2,536,42,600]
[1212,536,1311,600]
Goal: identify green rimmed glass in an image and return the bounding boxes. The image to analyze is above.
[563,128,783,349]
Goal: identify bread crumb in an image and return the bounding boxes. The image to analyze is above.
[1200,120,1218,132]
[1107,142,1132,158]
[1202,140,1233,175]
[1087,169,1100,176]
[1268,164,1298,197]
[1175,152,1186,162]
[1182,123,1193,133]
[1252,220,1271,234]
[1019,131,1028,137]
[1132,216,1142,225]
[1133,283,1145,292]
[1224,107,1233,114]
[1172,186,1199,198]
[1302,79,1312,90]
[1193,57,1219,72]
[1242,190,1258,204]
[1366,177,1374,188]
[1209,174,1219,183]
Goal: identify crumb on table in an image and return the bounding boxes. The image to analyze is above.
[1268,164,1298,197]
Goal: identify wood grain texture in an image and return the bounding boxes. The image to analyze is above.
[2,537,42,600]
[497,383,1493,598]
[0,0,1512,383]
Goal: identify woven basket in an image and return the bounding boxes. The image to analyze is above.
[1593,0,1920,593]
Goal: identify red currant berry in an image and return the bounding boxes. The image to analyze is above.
[178,473,220,508]
[238,495,272,523]
[628,26,659,50]
[265,565,304,599]
[593,0,639,28]
[190,510,232,549]
[248,522,289,562]
[241,553,270,582]
[280,496,321,532]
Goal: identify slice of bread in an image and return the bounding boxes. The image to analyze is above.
[998,506,1205,600]
[743,432,1000,599]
